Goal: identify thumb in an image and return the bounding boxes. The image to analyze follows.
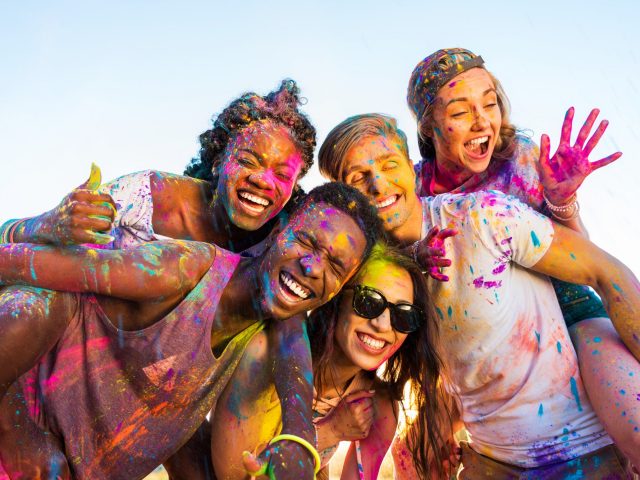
[243,450,268,478]
[78,163,102,191]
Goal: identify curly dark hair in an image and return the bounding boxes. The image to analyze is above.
[184,79,316,183]
[294,182,385,261]
[307,243,453,478]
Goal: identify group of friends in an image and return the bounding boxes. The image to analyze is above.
[0,47,639,480]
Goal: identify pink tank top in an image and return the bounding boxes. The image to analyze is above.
[3,247,263,479]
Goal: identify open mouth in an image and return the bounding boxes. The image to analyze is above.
[464,136,489,157]
[237,190,272,214]
[357,332,387,351]
[279,271,312,302]
[376,195,399,210]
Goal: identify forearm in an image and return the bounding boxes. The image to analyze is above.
[593,258,640,360]
[0,241,209,301]
[269,316,315,443]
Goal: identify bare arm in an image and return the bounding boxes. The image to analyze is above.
[531,222,640,360]
[0,240,213,302]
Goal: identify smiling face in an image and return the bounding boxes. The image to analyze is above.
[342,134,421,238]
[429,68,502,181]
[216,121,304,231]
[335,259,412,371]
[258,201,366,320]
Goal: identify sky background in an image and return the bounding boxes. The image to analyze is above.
[1,0,639,274]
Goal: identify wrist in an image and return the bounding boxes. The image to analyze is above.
[543,192,580,221]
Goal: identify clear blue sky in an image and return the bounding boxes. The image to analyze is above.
[1,0,639,273]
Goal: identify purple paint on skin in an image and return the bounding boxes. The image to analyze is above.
[448,81,457,88]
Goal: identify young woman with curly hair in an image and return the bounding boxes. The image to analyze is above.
[2,79,315,253]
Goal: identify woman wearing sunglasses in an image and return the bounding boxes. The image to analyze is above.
[211,243,452,479]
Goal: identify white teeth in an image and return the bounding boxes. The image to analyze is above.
[280,272,310,300]
[465,136,488,147]
[376,195,397,209]
[239,191,269,206]
[358,333,385,350]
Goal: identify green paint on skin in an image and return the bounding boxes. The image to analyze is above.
[133,263,158,276]
[570,253,577,260]
[435,307,444,320]
[530,231,540,247]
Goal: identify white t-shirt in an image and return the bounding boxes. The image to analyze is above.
[99,170,171,249]
[421,191,611,467]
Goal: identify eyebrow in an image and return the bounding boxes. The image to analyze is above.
[237,148,261,160]
[446,88,497,107]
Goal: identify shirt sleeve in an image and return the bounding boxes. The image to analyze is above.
[99,170,156,248]
[465,190,554,268]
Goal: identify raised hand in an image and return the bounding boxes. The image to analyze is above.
[539,107,621,206]
[37,163,116,245]
[412,226,458,282]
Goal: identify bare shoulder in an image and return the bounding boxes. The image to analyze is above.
[149,171,212,204]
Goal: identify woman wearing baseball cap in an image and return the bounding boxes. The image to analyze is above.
[405,48,639,473]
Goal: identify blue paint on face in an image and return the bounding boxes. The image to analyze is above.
[613,283,622,293]
[593,337,601,343]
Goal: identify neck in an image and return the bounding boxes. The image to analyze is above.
[213,256,265,348]
[207,199,270,253]
[432,158,472,193]
[320,346,362,397]
[389,194,423,247]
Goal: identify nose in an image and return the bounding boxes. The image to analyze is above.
[368,171,389,197]
[299,253,322,278]
[248,169,276,191]
[370,308,393,333]
[471,107,490,130]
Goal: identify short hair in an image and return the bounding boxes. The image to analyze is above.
[291,182,384,260]
[318,113,410,182]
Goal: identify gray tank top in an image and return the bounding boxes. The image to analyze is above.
[4,247,264,479]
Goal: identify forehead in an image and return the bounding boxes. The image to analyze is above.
[229,121,301,161]
[343,134,407,168]
[436,68,495,101]
[358,259,413,301]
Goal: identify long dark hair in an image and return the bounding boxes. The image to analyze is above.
[307,243,453,478]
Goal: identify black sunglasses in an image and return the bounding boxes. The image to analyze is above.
[344,285,423,334]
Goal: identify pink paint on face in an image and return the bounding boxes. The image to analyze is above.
[335,259,412,371]
[258,201,366,320]
[216,121,304,231]
[430,68,502,184]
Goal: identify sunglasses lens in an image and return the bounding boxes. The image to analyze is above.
[391,304,421,333]
[353,287,385,318]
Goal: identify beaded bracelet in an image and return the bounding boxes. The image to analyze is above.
[543,192,580,221]
[269,433,321,475]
